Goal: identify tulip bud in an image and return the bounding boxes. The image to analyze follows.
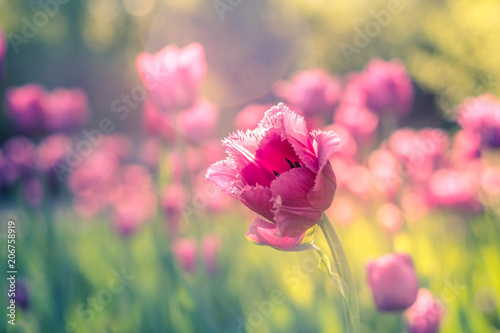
[366,253,419,311]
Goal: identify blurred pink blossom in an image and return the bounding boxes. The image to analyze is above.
[334,102,379,143]
[452,130,481,163]
[177,99,218,142]
[206,103,340,250]
[3,136,35,180]
[343,59,414,118]
[5,84,46,133]
[458,94,500,148]
[323,124,358,158]
[172,238,198,273]
[366,253,419,311]
[136,43,206,113]
[140,137,163,169]
[36,134,72,172]
[201,233,221,276]
[161,182,187,235]
[404,288,443,333]
[273,69,342,117]
[142,97,176,142]
[369,148,402,199]
[43,88,89,132]
[327,195,356,227]
[400,186,435,222]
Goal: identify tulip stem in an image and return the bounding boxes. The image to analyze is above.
[318,213,360,333]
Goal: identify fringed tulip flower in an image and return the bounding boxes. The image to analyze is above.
[206,103,340,250]
[404,288,443,333]
[136,43,206,113]
[366,253,419,311]
[172,238,197,273]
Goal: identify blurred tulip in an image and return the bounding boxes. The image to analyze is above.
[142,97,176,142]
[234,104,271,130]
[452,129,481,163]
[5,84,46,133]
[36,134,72,173]
[343,59,413,118]
[172,238,197,273]
[334,102,379,143]
[161,183,187,235]
[140,137,163,169]
[177,99,218,142]
[201,233,221,276]
[428,168,481,211]
[206,103,340,249]
[327,195,355,227]
[345,165,375,200]
[323,124,358,158]
[43,88,89,132]
[136,43,206,113]
[366,253,419,311]
[458,94,500,148]
[400,186,434,222]
[405,288,443,333]
[0,149,18,186]
[3,136,35,181]
[100,134,131,161]
[273,69,341,117]
[369,148,402,199]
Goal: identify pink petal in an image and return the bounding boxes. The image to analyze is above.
[246,218,313,251]
[311,130,341,170]
[270,167,322,236]
[239,185,275,222]
[206,159,244,197]
[307,162,337,212]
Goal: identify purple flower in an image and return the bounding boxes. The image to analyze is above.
[206,103,340,250]
[5,84,46,133]
[366,253,419,311]
[43,87,90,132]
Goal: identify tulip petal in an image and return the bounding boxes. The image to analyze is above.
[206,159,244,197]
[239,185,275,222]
[311,130,341,169]
[246,218,315,251]
[308,162,337,212]
[270,167,323,236]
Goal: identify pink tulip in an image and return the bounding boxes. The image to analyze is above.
[43,87,89,131]
[234,104,271,130]
[366,253,419,311]
[334,102,379,143]
[140,137,163,169]
[369,148,402,199]
[428,168,481,211]
[177,99,218,142]
[452,130,481,163]
[206,103,340,250]
[142,97,176,142]
[343,59,414,118]
[273,69,342,117]
[36,134,72,173]
[5,84,46,133]
[404,288,443,333]
[201,233,221,276]
[161,183,187,235]
[323,124,358,158]
[172,238,197,273]
[458,94,500,148]
[136,43,206,113]
[3,136,35,180]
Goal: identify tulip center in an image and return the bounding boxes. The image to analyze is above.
[240,130,302,187]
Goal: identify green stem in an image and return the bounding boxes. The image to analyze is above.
[318,213,360,333]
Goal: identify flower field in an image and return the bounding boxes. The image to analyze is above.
[0,1,499,332]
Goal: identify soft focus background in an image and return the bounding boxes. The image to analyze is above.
[0,0,499,332]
